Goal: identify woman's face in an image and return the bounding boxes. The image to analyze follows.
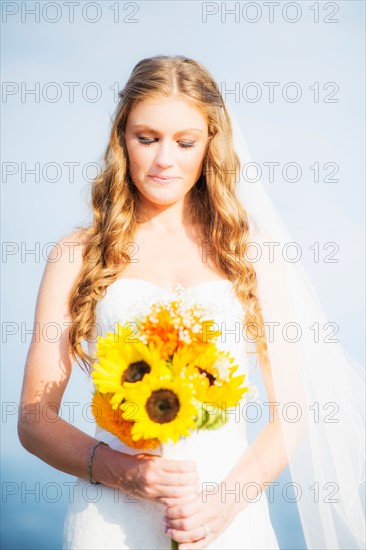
[124,96,209,207]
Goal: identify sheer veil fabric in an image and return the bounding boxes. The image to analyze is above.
[225,102,365,549]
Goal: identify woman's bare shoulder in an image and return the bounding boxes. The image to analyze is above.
[36,227,90,309]
[51,227,89,270]
[56,227,89,251]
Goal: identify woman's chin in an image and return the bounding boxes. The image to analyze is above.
[139,190,184,207]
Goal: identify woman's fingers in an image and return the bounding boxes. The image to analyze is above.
[120,454,200,504]
[160,458,197,473]
[165,497,202,520]
[165,506,216,549]
[142,457,199,492]
[165,506,206,534]
[166,523,212,545]
[164,490,236,549]
[157,491,199,508]
[157,471,199,487]
[150,483,199,504]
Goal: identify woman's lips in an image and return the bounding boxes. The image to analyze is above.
[148,175,179,183]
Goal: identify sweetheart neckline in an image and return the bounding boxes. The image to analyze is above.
[111,277,233,293]
[97,277,246,321]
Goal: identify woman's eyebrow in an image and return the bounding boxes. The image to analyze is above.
[131,125,203,135]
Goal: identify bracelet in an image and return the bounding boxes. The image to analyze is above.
[88,441,108,485]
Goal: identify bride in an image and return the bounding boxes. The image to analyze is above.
[17,56,364,550]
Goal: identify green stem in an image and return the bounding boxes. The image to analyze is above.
[171,538,178,550]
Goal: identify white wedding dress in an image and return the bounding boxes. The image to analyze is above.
[62,278,280,550]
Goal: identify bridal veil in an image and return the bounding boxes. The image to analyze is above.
[225,101,365,550]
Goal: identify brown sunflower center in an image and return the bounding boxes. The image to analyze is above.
[122,361,151,383]
[197,367,216,386]
[145,389,180,424]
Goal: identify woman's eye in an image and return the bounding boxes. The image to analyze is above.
[179,142,196,148]
[137,137,155,146]
[137,137,196,149]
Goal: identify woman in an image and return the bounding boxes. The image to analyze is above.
[18,56,364,550]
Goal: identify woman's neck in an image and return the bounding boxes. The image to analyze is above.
[135,193,194,233]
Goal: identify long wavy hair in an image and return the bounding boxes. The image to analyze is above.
[68,55,270,374]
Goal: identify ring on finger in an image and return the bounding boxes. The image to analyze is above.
[201,523,211,539]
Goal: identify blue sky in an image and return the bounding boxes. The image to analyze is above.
[1,1,365,548]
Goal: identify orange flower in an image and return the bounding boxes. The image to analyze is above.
[139,307,180,360]
[138,300,220,360]
[91,392,160,450]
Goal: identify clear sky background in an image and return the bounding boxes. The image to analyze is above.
[1,1,365,549]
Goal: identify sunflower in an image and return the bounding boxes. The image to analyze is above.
[178,345,248,409]
[204,364,248,409]
[91,392,159,450]
[91,324,169,408]
[121,373,199,443]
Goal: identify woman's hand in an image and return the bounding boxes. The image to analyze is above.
[163,485,237,549]
[106,451,200,507]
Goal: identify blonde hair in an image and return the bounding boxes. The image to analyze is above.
[68,55,270,373]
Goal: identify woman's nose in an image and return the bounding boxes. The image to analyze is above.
[154,141,174,167]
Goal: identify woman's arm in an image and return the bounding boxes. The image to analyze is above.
[219,360,289,512]
[18,230,122,484]
[18,231,198,505]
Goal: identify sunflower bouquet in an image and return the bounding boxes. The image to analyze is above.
[90,290,251,547]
